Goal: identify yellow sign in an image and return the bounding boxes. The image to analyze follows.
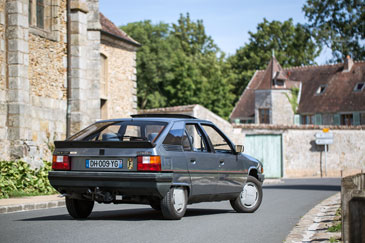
[322,128,330,133]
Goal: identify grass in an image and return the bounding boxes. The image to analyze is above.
[329,236,340,243]
[328,222,341,232]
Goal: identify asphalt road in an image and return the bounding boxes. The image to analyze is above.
[0,178,340,243]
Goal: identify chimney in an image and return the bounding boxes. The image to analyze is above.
[343,55,354,72]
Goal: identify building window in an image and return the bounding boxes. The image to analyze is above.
[259,109,270,124]
[354,82,364,92]
[275,80,284,87]
[316,85,327,95]
[241,119,254,124]
[301,114,315,125]
[361,113,365,125]
[28,0,59,40]
[100,99,108,120]
[341,114,353,125]
[100,54,108,119]
[29,0,46,29]
[100,54,108,99]
[36,0,44,28]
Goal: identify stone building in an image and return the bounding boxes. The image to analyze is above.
[230,56,365,126]
[0,0,139,166]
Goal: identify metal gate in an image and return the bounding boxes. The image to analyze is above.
[245,134,282,178]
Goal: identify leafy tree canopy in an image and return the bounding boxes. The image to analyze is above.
[227,18,320,99]
[303,0,365,61]
[121,14,234,119]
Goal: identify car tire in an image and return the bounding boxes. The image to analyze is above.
[230,176,263,213]
[160,187,187,220]
[66,197,94,219]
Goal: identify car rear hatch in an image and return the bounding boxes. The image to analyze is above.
[53,141,156,172]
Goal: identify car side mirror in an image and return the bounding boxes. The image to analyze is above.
[235,145,244,153]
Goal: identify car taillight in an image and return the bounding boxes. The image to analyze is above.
[137,156,161,171]
[52,155,71,170]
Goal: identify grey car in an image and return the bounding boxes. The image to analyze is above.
[48,114,264,220]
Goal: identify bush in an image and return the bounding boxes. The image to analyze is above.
[0,161,57,199]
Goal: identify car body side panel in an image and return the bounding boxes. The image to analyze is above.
[217,153,246,194]
[159,146,192,194]
[185,151,220,197]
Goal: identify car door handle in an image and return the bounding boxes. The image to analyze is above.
[219,160,225,166]
[190,159,197,165]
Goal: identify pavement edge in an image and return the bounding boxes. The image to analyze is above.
[284,192,341,243]
[0,200,65,214]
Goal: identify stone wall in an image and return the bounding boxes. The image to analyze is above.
[100,39,137,118]
[27,0,67,165]
[0,0,138,166]
[6,0,33,163]
[0,0,9,160]
[236,124,365,178]
[341,173,365,242]
[271,90,294,125]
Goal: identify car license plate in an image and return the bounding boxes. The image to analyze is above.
[86,159,123,169]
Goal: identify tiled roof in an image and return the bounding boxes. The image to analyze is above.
[100,13,140,47]
[230,58,365,120]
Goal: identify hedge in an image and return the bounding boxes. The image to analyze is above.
[0,161,57,199]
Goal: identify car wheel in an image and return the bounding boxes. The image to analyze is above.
[230,176,263,213]
[66,197,94,219]
[161,187,187,220]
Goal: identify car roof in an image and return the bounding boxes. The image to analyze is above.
[95,117,212,124]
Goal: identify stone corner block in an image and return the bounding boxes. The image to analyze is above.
[70,1,89,13]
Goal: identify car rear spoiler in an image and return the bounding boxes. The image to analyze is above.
[54,141,155,149]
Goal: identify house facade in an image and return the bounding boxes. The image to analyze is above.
[0,0,139,166]
[230,56,365,126]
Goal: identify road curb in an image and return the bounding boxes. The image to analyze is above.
[263,179,283,185]
[284,192,341,242]
[0,199,65,214]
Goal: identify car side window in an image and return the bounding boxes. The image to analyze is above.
[201,124,233,153]
[163,121,184,151]
[185,124,208,152]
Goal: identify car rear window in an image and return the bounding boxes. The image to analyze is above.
[68,121,167,142]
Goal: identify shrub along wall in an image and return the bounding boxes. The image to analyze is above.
[0,161,56,198]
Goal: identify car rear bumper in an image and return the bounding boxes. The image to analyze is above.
[48,171,173,198]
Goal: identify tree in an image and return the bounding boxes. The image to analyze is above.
[303,0,365,61]
[227,18,320,99]
[121,14,234,119]
[121,21,176,109]
[167,14,234,118]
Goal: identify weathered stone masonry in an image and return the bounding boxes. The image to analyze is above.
[0,0,138,166]
[0,0,8,158]
[100,36,137,119]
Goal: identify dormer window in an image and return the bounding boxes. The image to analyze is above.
[354,82,364,92]
[276,80,284,86]
[316,85,327,95]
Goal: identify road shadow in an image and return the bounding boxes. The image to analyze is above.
[19,207,232,222]
[263,184,340,191]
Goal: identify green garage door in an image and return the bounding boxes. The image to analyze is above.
[245,134,282,178]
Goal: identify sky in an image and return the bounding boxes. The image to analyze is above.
[100,0,332,64]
